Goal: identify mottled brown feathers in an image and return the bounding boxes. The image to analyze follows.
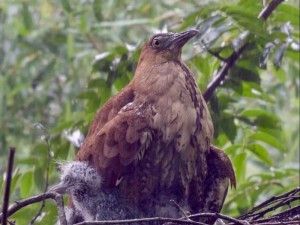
[75,30,235,222]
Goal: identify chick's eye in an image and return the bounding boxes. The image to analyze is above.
[152,39,160,48]
[64,175,71,183]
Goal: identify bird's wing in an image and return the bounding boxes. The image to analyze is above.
[76,86,152,187]
[202,145,236,213]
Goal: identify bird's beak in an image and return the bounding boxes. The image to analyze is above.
[49,182,68,194]
[167,29,198,51]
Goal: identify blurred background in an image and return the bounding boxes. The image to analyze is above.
[0,0,299,224]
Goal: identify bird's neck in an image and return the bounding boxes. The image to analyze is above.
[132,59,186,99]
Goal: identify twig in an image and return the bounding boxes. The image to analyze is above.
[55,194,67,225]
[203,0,285,101]
[1,147,15,225]
[258,0,285,20]
[238,186,300,220]
[30,126,52,224]
[75,217,207,225]
[251,221,300,225]
[189,212,249,225]
[0,192,66,224]
[203,44,248,101]
[268,205,300,220]
[253,205,300,223]
[252,196,300,220]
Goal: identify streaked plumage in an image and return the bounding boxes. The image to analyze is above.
[74,30,235,224]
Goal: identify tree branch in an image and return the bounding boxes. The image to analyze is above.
[238,186,300,220]
[0,192,67,225]
[30,133,52,224]
[1,147,15,225]
[203,44,248,101]
[258,0,285,20]
[55,194,68,225]
[75,217,207,225]
[203,0,285,101]
[0,187,299,225]
[189,212,249,225]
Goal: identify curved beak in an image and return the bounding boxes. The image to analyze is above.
[49,182,68,194]
[167,29,198,50]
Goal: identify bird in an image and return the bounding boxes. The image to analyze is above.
[50,161,138,224]
[74,29,235,224]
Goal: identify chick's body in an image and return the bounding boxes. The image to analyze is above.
[51,161,137,223]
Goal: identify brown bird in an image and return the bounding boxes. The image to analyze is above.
[76,30,235,223]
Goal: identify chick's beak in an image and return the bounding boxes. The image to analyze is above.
[167,29,198,50]
[49,182,68,194]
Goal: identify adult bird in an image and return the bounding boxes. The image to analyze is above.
[76,30,235,223]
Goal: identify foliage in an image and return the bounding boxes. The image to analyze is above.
[0,0,299,224]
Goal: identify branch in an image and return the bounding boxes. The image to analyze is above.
[0,192,67,225]
[30,134,52,224]
[203,0,285,101]
[203,44,247,101]
[189,212,249,225]
[55,194,68,225]
[258,0,285,20]
[238,186,300,220]
[75,217,207,225]
[1,147,15,225]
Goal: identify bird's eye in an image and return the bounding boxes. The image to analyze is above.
[152,38,161,48]
[64,175,71,183]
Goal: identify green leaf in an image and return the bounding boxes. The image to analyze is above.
[240,109,276,118]
[220,113,237,143]
[78,90,98,100]
[88,78,107,89]
[17,158,40,166]
[10,169,22,194]
[233,152,247,182]
[225,144,242,155]
[34,167,45,192]
[249,132,285,152]
[275,4,299,28]
[67,34,74,59]
[241,82,274,102]
[240,109,281,129]
[20,171,33,198]
[33,142,48,154]
[247,143,273,166]
[60,0,72,13]
[93,0,103,21]
[21,2,33,31]
[222,6,265,36]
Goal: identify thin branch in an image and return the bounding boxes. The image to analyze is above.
[75,217,207,225]
[1,147,15,225]
[203,0,285,101]
[55,194,67,225]
[30,134,52,224]
[203,44,247,101]
[258,0,285,20]
[0,192,66,224]
[253,205,300,223]
[251,221,300,225]
[189,212,249,225]
[238,186,300,220]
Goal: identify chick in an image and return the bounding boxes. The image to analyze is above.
[50,161,136,223]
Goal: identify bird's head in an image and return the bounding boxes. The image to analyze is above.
[139,29,198,63]
[50,161,102,199]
